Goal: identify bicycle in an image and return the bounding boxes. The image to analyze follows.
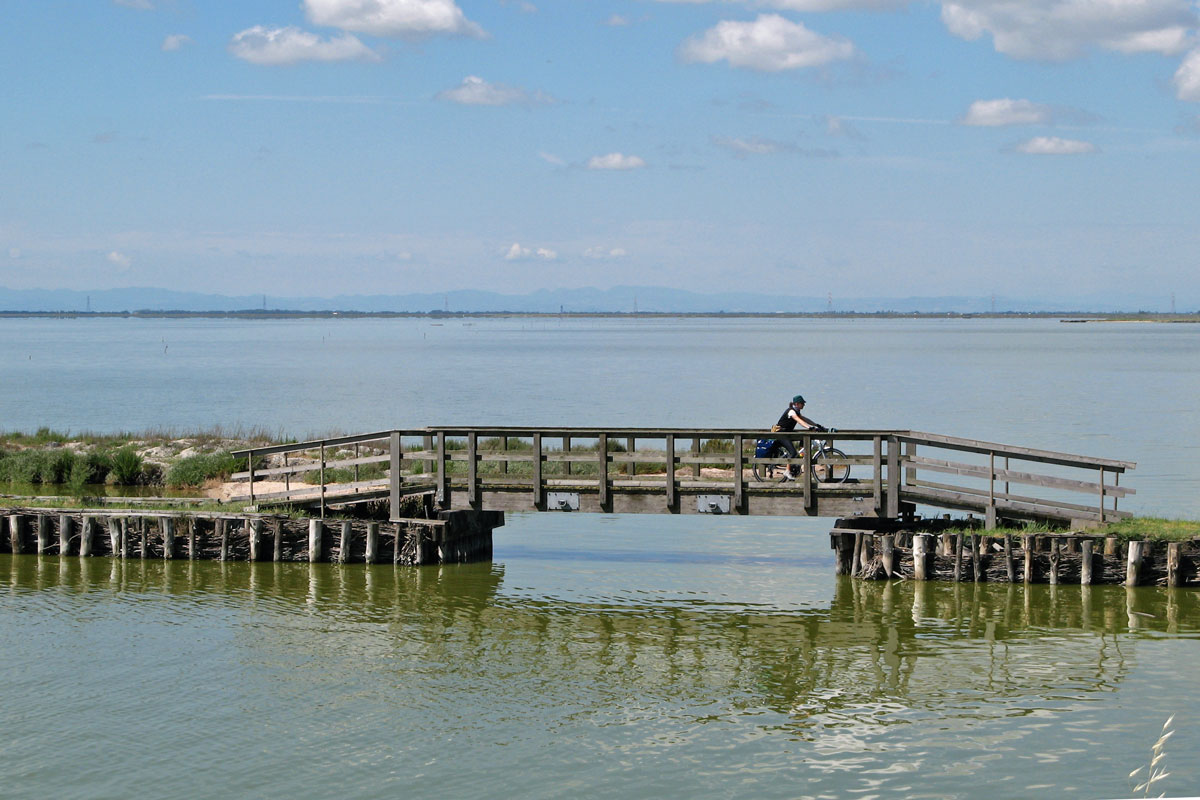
[752,430,850,484]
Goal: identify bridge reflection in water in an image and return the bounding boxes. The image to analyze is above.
[6,554,1195,724]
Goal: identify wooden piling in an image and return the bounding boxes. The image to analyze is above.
[9,515,25,554]
[187,519,197,560]
[834,532,854,575]
[1126,540,1145,587]
[217,519,229,562]
[249,519,264,562]
[881,534,895,578]
[953,534,964,582]
[37,514,50,554]
[119,518,129,559]
[139,517,148,559]
[337,521,351,564]
[163,518,176,559]
[851,532,863,576]
[971,534,983,583]
[1003,534,1014,582]
[58,514,72,556]
[1080,539,1093,585]
[1167,542,1182,588]
[912,534,930,581]
[939,532,952,558]
[308,519,323,563]
[1023,535,1034,583]
[1104,536,1119,556]
[80,516,95,557]
[365,522,379,564]
[273,519,283,562]
[1048,539,1060,585]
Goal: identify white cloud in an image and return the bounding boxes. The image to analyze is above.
[940,0,1197,60]
[303,0,486,39]
[1176,48,1200,101]
[162,34,191,52]
[605,14,630,26]
[583,246,629,259]
[435,76,554,106]
[679,14,857,72]
[1014,136,1096,154]
[107,251,132,269]
[713,135,794,155]
[587,153,647,170]
[229,26,379,65]
[538,151,567,166]
[504,243,557,261]
[962,98,1053,126]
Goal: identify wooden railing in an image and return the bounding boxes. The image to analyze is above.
[231,427,1135,527]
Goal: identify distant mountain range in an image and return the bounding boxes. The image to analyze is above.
[0,285,1174,314]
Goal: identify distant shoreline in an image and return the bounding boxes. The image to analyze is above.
[0,309,1197,322]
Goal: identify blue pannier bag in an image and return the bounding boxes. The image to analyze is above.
[755,438,778,458]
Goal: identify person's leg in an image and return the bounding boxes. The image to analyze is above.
[776,437,799,476]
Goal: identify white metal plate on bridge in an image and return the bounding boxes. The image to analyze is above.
[697,495,731,514]
[547,492,580,511]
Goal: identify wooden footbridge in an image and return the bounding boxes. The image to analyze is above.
[231,428,1135,529]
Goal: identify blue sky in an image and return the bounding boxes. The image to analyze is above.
[2,0,1199,307]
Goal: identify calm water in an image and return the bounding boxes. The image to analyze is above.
[2,317,1199,798]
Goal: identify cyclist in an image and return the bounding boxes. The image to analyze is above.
[771,395,825,478]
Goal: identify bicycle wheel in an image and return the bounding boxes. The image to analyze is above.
[752,442,787,482]
[812,447,850,483]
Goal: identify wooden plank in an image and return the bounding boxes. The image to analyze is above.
[903,484,1132,523]
[905,480,1134,519]
[231,430,395,458]
[436,432,448,508]
[228,478,391,503]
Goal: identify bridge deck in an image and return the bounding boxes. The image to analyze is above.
[231,428,1135,529]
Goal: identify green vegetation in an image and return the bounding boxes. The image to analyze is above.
[165,452,243,488]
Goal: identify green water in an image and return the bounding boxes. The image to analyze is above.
[2,515,1196,799]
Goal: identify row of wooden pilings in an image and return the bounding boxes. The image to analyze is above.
[1,510,502,565]
[832,528,1194,587]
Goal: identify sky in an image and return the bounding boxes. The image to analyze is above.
[2,0,1199,307]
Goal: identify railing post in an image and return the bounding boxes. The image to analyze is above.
[691,437,701,479]
[986,451,997,530]
[389,431,402,520]
[598,433,609,509]
[532,433,543,509]
[500,436,508,475]
[886,436,900,518]
[248,450,255,505]
[319,442,326,520]
[733,435,744,513]
[424,434,434,480]
[467,431,479,508]
[626,437,635,476]
[1098,467,1106,524]
[905,441,916,485]
[802,432,812,511]
[563,435,572,477]
[872,436,882,513]
[436,432,448,508]
[665,434,676,511]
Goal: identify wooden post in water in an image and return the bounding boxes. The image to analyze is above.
[337,521,351,564]
[834,532,855,576]
[217,519,229,562]
[1126,540,1145,587]
[880,534,895,579]
[187,519,197,561]
[273,519,283,562]
[249,519,264,562]
[139,517,148,559]
[119,518,129,559]
[851,532,863,577]
[859,535,874,573]
[1048,539,1060,585]
[953,534,964,582]
[365,522,379,564]
[59,514,72,556]
[1167,542,1182,588]
[9,515,25,554]
[1104,536,1119,556]
[37,514,50,554]
[163,518,176,560]
[1023,535,1034,583]
[939,532,952,558]
[81,516,95,557]
[1080,539,1094,585]
[971,534,983,582]
[308,519,323,563]
[1003,534,1015,582]
[912,534,930,581]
